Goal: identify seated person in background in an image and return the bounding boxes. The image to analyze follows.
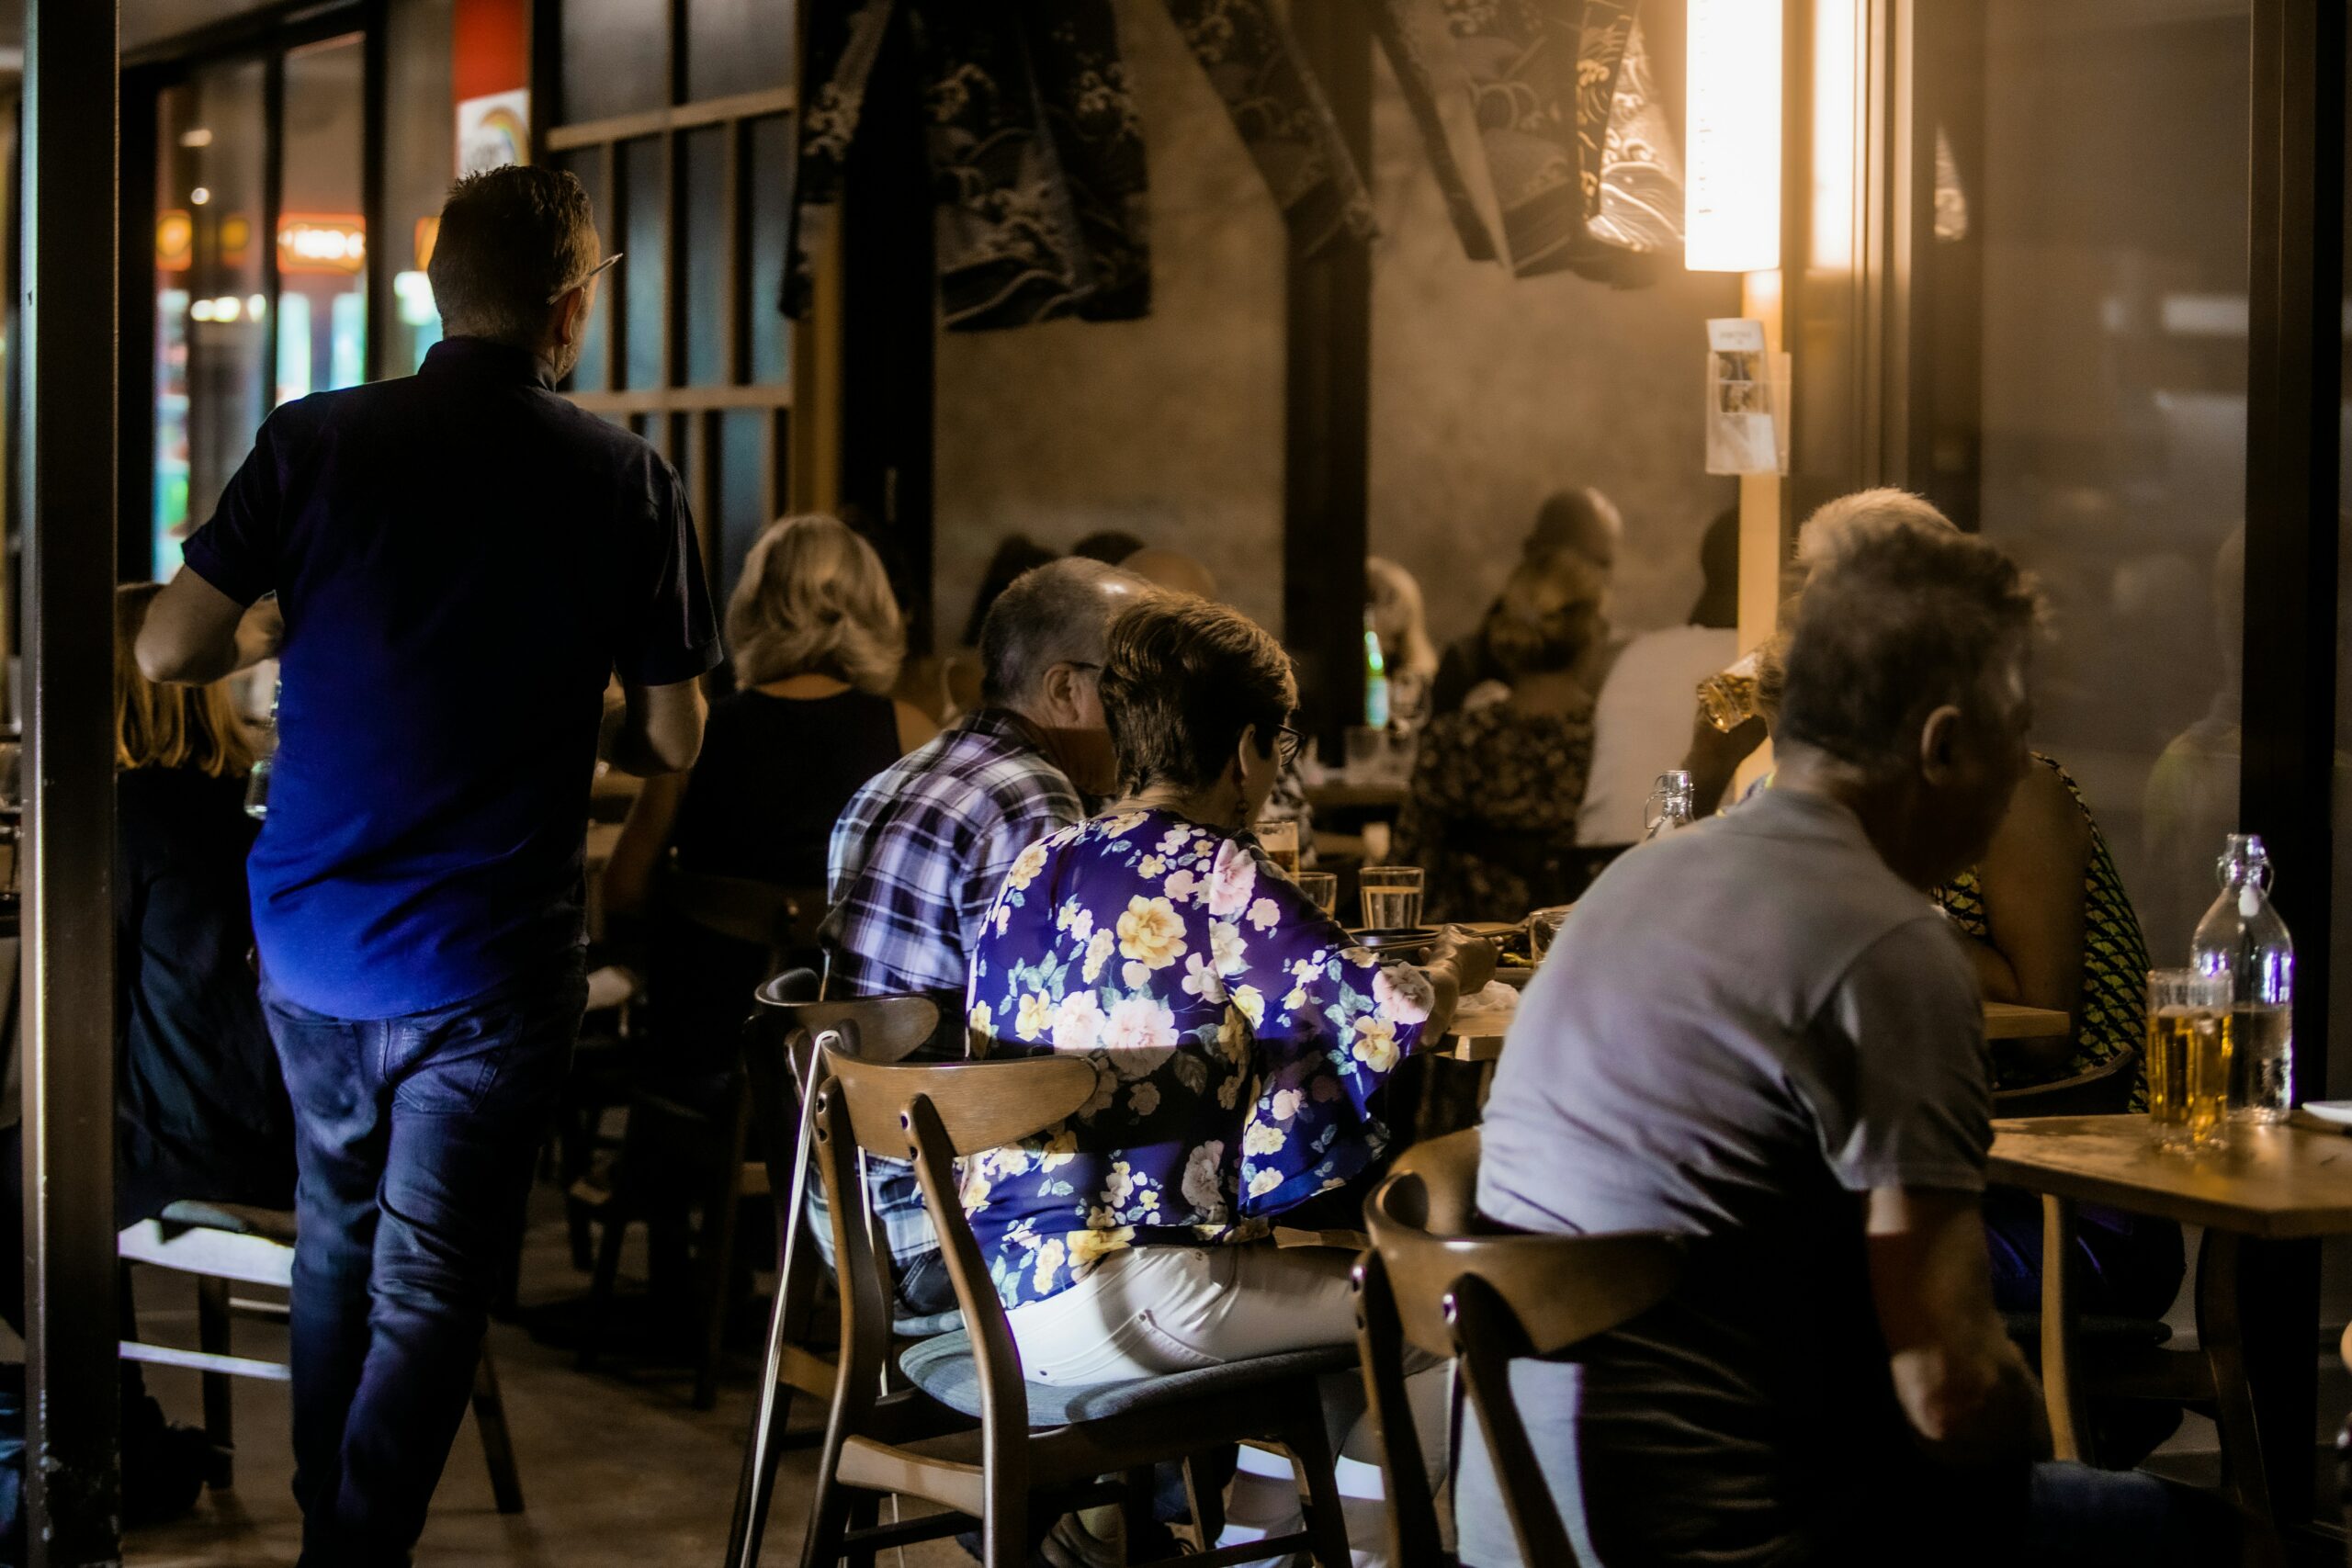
[1690,491,2182,1326]
[944,533,1059,718]
[1366,557,1440,733]
[1469,505,2199,1568]
[1396,549,1606,920]
[0,583,297,1521]
[965,592,1490,1564]
[1431,486,1621,716]
[1578,505,1739,847]
[819,557,1144,1317]
[602,513,936,1077]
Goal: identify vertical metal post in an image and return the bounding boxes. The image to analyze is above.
[20,3,121,1565]
[1282,0,1372,761]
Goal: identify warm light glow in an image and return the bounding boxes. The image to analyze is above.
[179,127,213,149]
[1686,0,1783,273]
[277,215,368,276]
[246,294,269,321]
[189,186,211,207]
[1809,0,1857,272]
[189,298,215,322]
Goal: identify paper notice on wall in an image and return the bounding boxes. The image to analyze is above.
[458,89,531,178]
[1705,318,1785,476]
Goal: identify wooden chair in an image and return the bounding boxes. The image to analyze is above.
[1991,1045,2140,1118]
[119,1200,523,1510]
[1353,1129,1682,1567]
[723,981,950,1568]
[578,871,821,1407]
[796,1050,1357,1568]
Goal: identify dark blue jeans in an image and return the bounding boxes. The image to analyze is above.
[264,960,585,1568]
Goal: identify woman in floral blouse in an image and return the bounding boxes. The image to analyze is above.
[964,592,1491,1392]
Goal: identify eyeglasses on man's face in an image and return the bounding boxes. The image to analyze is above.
[547,252,623,304]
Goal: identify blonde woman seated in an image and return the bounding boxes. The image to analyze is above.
[966,594,1491,1562]
[603,514,934,1071]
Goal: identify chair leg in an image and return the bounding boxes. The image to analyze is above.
[1122,1466,1158,1562]
[795,1451,855,1568]
[1283,1409,1353,1568]
[1182,1451,1227,1553]
[694,1181,744,1410]
[195,1275,235,1490]
[471,1346,526,1515]
[983,1478,1028,1568]
[842,1494,881,1568]
[724,1271,798,1568]
[579,1190,631,1372]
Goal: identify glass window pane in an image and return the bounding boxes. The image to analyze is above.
[749,114,792,385]
[386,0,453,375]
[156,61,268,577]
[562,0,671,122]
[686,0,792,102]
[717,409,769,605]
[560,149,612,389]
[1925,1,2249,965]
[279,34,369,402]
[682,125,726,385]
[621,137,668,389]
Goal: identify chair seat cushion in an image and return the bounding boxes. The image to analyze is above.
[155,1201,299,1247]
[899,1329,1357,1427]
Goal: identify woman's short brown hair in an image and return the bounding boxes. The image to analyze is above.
[726,513,907,694]
[1102,595,1297,795]
[115,582,257,778]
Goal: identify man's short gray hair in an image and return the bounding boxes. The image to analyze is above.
[979,558,1138,708]
[1776,491,2042,775]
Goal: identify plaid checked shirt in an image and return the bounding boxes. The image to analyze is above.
[810,708,1083,1313]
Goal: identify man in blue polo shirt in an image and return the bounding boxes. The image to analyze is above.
[139,165,718,1565]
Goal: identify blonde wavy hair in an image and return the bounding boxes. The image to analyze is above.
[727,513,906,694]
[114,582,257,777]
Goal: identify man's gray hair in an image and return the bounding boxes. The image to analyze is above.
[980,558,1139,708]
[1776,491,2042,775]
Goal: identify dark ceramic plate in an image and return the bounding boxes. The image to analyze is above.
[1348,926,1442,957]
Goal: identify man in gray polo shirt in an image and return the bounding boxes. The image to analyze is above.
[1464,500,2190,1566]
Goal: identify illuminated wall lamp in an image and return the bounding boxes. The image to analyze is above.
[1686,0,1783,273]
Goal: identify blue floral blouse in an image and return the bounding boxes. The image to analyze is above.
[962,807,1437,1309]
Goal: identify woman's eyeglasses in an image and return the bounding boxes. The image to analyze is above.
[1274,725,1306,767]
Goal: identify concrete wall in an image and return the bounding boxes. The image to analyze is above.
[931,0,1742,655]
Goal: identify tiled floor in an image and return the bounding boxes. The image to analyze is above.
[120,1195,970,1568]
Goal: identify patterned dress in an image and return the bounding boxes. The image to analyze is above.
[1935,755,2151,1104]
[1395,702,1597,922]
[963,808,1438,1309]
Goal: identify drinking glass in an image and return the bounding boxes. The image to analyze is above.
[1359,865,1424,929]
[1529,905,1573,960]
[1295,872,1339,917]
[2147,969,2233,1152]
[1257,818,1302,876]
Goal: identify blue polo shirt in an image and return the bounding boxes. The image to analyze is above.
[181,338,721,1020]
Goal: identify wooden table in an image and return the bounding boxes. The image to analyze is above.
[1445,999,2070,1065]
[1991,1114,2352,1555]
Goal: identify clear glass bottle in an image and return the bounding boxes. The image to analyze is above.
[243,680,280,820]
[1644,770,1697,841]
[2189,833,2294,1122]
[1363,609,1390,730]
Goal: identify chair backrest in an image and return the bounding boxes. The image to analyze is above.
[1354,1128,1684,1568]
[807,1052,1101,1484]
[661,869,821,958]
[1991,1045,2139,1117]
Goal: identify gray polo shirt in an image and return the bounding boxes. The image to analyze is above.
[1459,785,1994,1567]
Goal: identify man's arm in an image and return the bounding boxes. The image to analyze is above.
[137,571,283,685]
[1866,1185,2048,1466]
[607,678,707,777]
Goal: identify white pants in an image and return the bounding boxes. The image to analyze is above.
[1006,1245,1449,1566]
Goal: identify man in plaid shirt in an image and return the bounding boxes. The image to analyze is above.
[817,558,1144,1316]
